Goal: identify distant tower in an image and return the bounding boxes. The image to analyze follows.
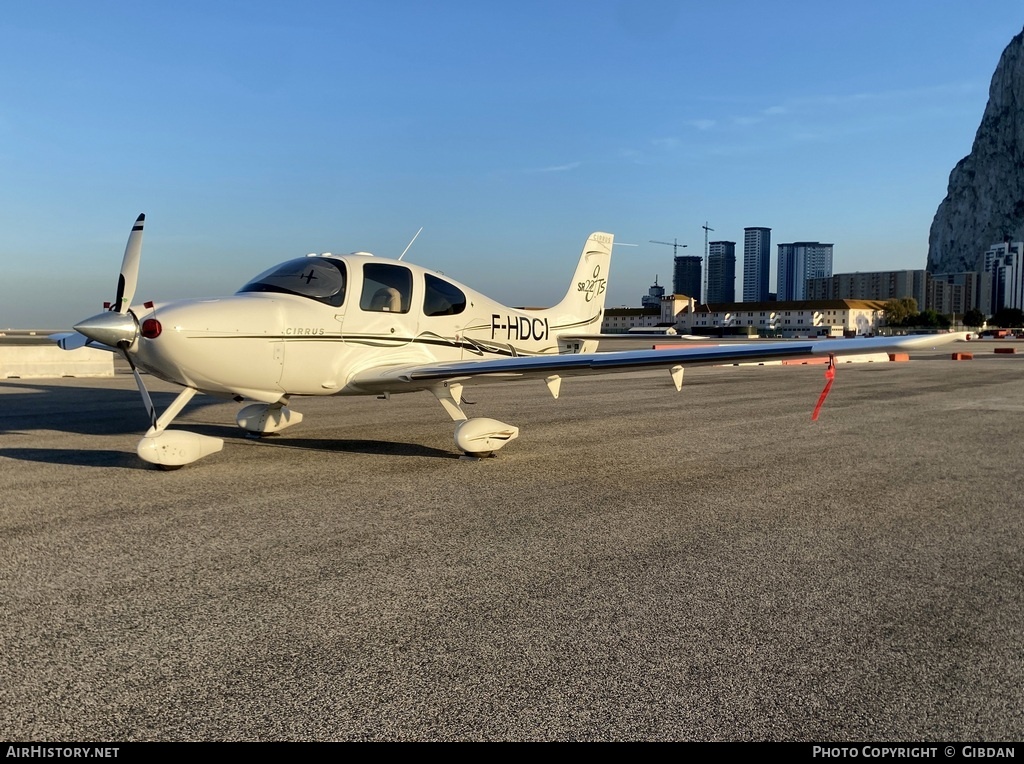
[777,242,834,301]
[706,242,737,303]
[743,227,772,302]
[642,276,665,308]
[673,255,703,301]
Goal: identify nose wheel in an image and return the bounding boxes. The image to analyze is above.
[135,386,224,468]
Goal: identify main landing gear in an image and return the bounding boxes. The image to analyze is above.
[431,381,519,458]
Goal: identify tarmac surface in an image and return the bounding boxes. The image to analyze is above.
[1,346,1022,742]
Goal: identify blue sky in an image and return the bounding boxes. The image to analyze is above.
[2,1,1022,329]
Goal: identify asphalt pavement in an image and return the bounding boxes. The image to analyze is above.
[1,348,1022,741]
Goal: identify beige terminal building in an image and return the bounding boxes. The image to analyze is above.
[601,261,1003,337]
[602,296,888,338]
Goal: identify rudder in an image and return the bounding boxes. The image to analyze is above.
[548,231,614,324]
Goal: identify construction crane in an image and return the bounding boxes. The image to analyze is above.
[701,222,714,305]
[651,238,691,302]
[650,239,688,256]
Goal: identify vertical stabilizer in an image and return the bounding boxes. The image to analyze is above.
[543,232,614,338]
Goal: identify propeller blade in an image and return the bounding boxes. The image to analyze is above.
[119,342,157,429]
[113,213,145,314]
[131,366,158,429]
[50,332,89,350]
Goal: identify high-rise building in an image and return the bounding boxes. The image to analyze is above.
[777,242,834,301]
[807,270,928,308]
[929,272,989,317]
[706,241,736,304]
[807,269,990,316]
[984,241,1024,312]
[743,227,771,302]
[673,255,703,301]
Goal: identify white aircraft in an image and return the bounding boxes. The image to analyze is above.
[53,214,967,468]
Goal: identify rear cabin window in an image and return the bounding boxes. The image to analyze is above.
[360,263,413,313]
[423,274,467,317]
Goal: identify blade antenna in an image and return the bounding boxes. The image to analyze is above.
[398,227,423,261]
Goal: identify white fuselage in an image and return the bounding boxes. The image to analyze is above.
[129,253,601,404]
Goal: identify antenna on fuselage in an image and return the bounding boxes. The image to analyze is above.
[398,227,423,261]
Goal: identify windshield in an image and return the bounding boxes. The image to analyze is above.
[237,257,347,307]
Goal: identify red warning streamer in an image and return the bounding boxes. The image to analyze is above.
[811,355,837,421]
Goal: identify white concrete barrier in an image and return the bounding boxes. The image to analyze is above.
[0,345,114,378]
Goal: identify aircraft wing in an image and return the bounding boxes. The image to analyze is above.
[346,332,969,394]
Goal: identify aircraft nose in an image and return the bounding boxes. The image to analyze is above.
[74,310,139,348]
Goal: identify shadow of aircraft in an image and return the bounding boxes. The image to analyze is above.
[0,377,457,465]
[0,378,230,437]
[239,435,457,460]
[0,447,148,470]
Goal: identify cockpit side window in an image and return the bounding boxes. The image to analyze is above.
[423,273,467,317]
[237,257,346,307]
[360,263,413,313]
